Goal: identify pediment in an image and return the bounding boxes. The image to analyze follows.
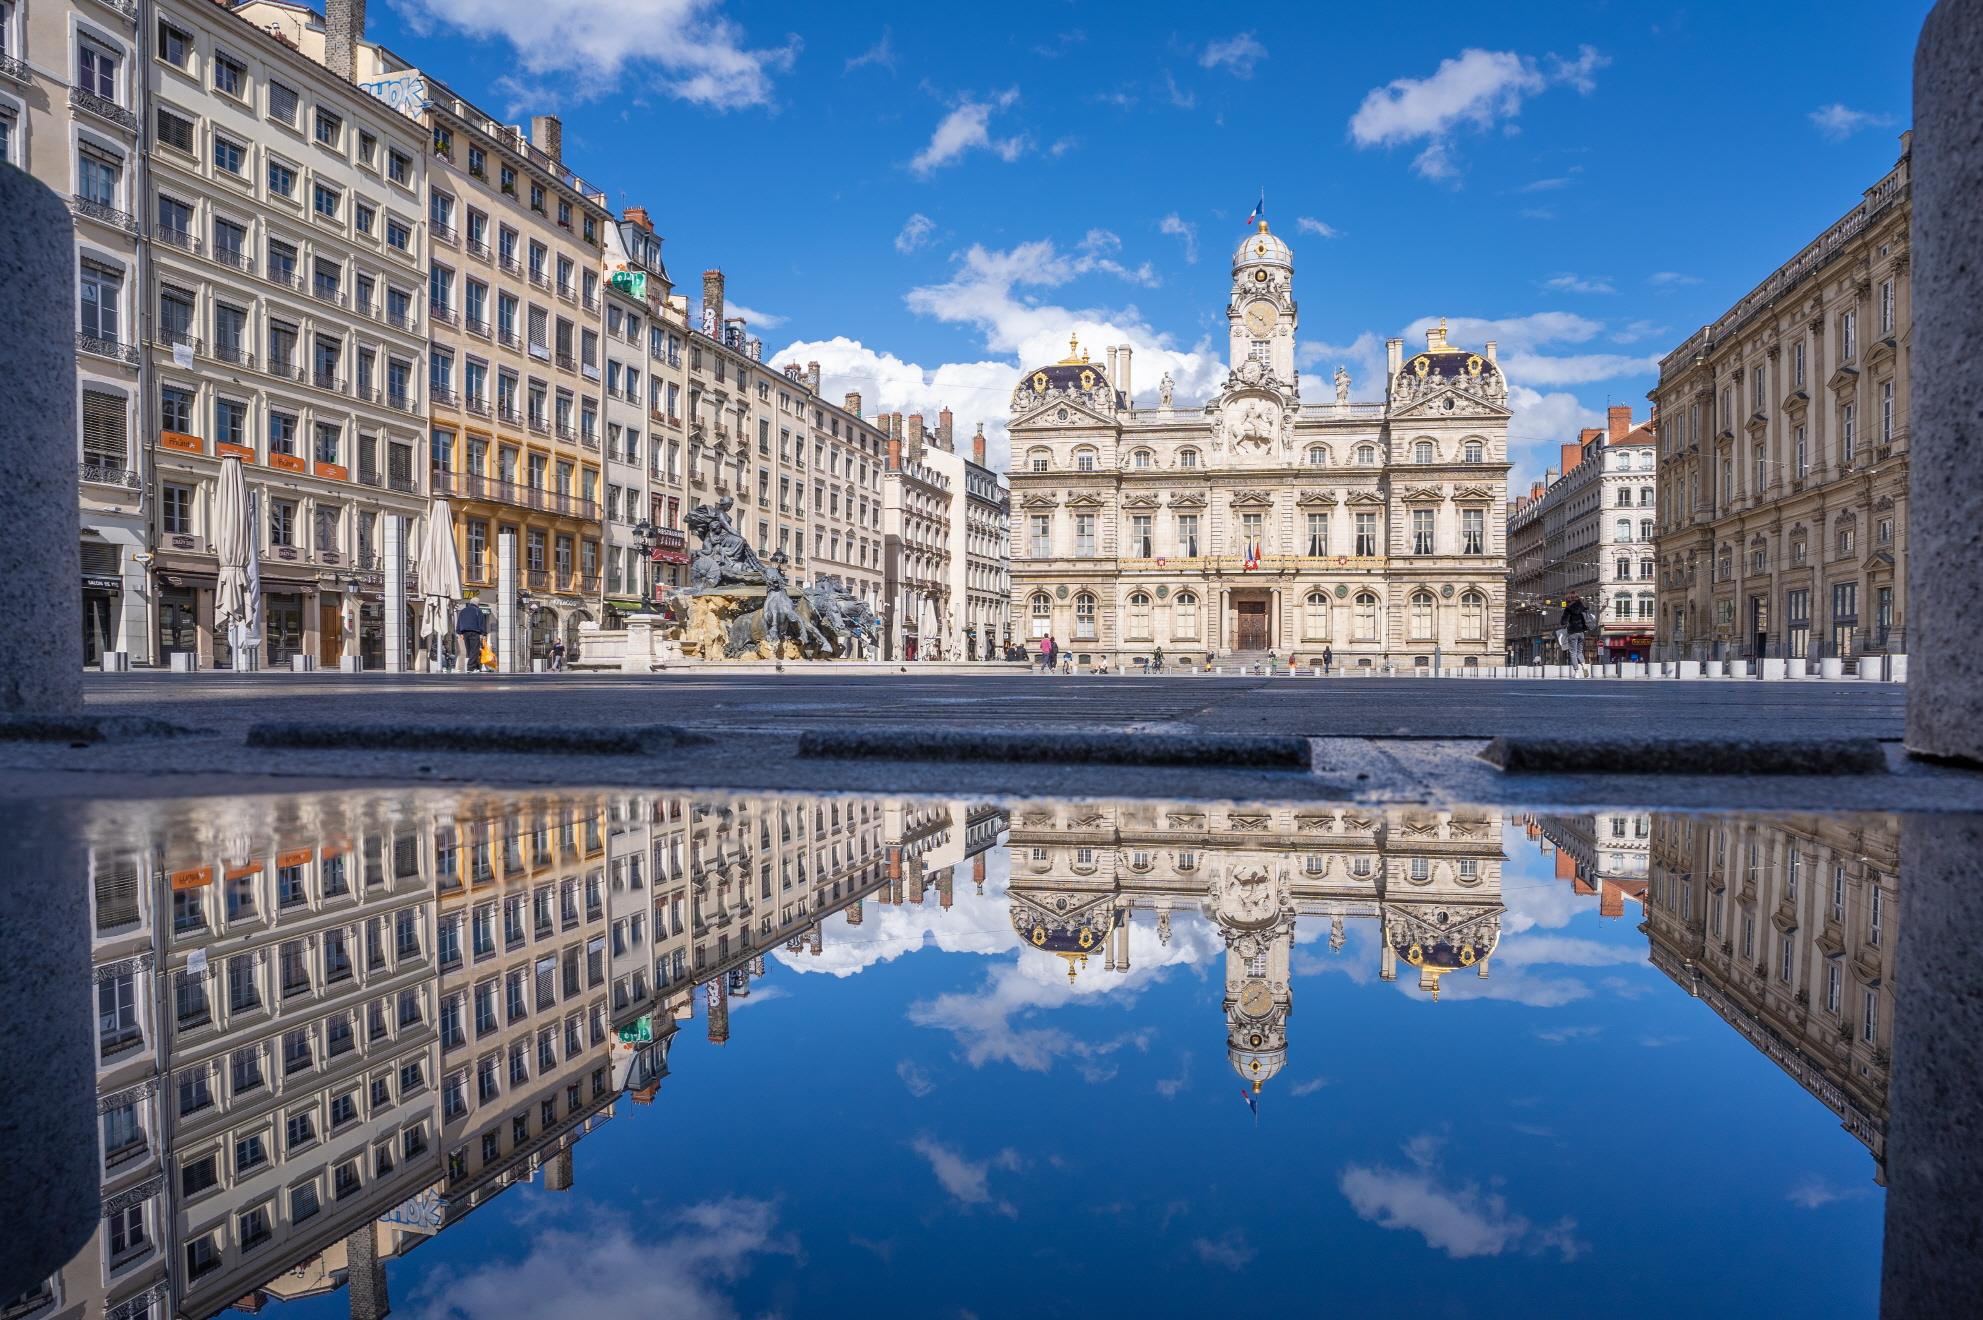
[1228,489,1277,508]
[1121,493,1161,510]
[1452,484,1496,502]
[1295,489,1339,507]
[1064,492,1107,509]
[1874,494,1895,512]
[1167,492,1207,510]
[1781,389,1810,417]
[1863,550,1895,570]
[1010,394,1118,431]
[1867,336,1898,371]
[1226,814,1272,832]
[1826,364,1859,393]
[1389,383,1511,422]
[1400,486,1445,504]
[1293,813,1336,832]
[1017,492,1061,510]
[1745,412,1769,435]
[1165,812,1205,828]
[1343,490,1386,507]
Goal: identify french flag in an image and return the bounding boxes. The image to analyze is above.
[1243,538,1260,571]
[1239,1086,1259,1118]
[1245,191,1265,229]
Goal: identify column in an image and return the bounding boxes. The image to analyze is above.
[497,531,521,674]
[384,515,406,672]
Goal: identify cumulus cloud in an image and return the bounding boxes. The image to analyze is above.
[392,0,799,111]
[1542,273,1616,295]
[844,27,895,74]
[894,212,937,254]
[1810,103,1897,142]
[401,1198,795,1320]
[1159,213,1199,263]
[1340,1135,1586,1261]
[769,846,1018,978]
[1295,216,1339,238]
[1200,32,1268,78]
[1787,1175,1872,1209]
[1191,1232,1257,1269]
[721,300,784,329]
[1349,45,1608,181]
[911,89,1026,176]
[910,1136,1022,1216]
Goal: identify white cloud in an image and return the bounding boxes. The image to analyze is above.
[727,984,786,1009]
[1810,103,1897,142]
[1295,216,1339,238]
[1199,33,1268,78]
[1519,176,1573,193]
[910,1136,1021,1216]
[1542,273,1617,295]
[894,212,937,254]
[1287,1077,1330,1097]
[1532,1024,1603,1044]
[911,89,1026,176]
[1350,45,1608,181]
[1164,70,1197,109]
[844,27,895,74]
[721,300,784,329]
[1611,318,1669,344]
[897,1059,936,1097]
[769,847,1017,977]
[1159,213,1199,264]
[393,1,799,111]
[1492,935,1645,969]
[1155,1053,1193,1098]
[1340,1136,1587,1261]
[1648,271,1701,287]
[1191,1232,1257,1269]
[401,1198,795,1320]
[1787,1175,1872,1209]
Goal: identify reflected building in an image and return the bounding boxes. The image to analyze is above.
[1525,812,1650,918]
[1644,813,1900,1176]
[1004,803,1505,1091]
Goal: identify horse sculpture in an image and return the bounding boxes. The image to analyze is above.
[724,554,833,658]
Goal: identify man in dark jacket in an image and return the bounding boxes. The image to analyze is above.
[456,598,490,673]
[1560,595,1591,671]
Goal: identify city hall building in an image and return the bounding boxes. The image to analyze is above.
[1006,223,1511,669]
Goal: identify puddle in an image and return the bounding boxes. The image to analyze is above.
[19,790,1898,1317]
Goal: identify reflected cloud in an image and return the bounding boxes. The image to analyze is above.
[1190,1231,1257,1269]
[910,1136,1022,1217]
[1340,1134,1587,1261]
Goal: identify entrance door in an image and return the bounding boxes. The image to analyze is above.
[1235,599,1269,651]
[319,599,343,668]
[265,595,304,666]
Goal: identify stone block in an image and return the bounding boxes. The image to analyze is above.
[1860,658,1889,682]
[1729,660,1753,678]
[290,654,316,673]
[1761,658,1787,680]
[1677,661,1702,679]
[1819,657,1844,679]
[169,651,197,673]
[339,656,364,673]
[1893,655,1910,682]
[1787,658,1808,679]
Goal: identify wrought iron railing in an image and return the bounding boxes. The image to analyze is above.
[69,87,137,132]
[70,195,137,232]
[76,332,138,365]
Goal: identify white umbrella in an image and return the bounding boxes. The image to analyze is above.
[416,499,463,664]
[213,457,260,669]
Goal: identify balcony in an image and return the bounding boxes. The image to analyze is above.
[433,221,458,246]
[154,332,202,357]
[155,225,199,254]
[555,282,577,305]
[387,472,418,494]
[211,246,252,274]
[497,404,524,426]
[432,386,460,407]
[555,423,577,443]
[466,238,491,259]
[70,195,137,233]
[497,330,522,351]
[209,343,253,368]
[266,265,302,291]
[526,568,550,590]
[76,332,138,366]
[386,391,414,412]
[579,430,600,452]
[465,316,492,339]
[431,304,458,328]
[356,467,382,488]
[80,461,139,489]
[69,87,137,133]
[312,372,345,393]
[499,256,523,277]
[384,308,414,331]
[0,52,32,86]
[555,352,576,373]
[465,397,490,417]
[429,469,598,520]
[528,270,552,292]
[311,283,343,307]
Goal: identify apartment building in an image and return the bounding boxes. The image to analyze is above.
[1504,407,1658,663]
[880,412,954,659]
[144,0,429,670]
[1653,141,1911,664]
[782,369,888,608]
[1526,811,1650,918]
[3,0,149,665]
[923,418,1010,658]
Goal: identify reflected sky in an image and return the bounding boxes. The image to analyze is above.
[21,793,1894,1320]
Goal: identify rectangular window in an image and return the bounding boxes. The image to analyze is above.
[1130,514,1153,557]
[1306,513,1329,557]
[213,133,245,175]
[267,80,299,125]
[1462,507,1485,555]
[155,106,194,154]
[1880,278,1896,336]
[1074,514,1096,558]
[1412,508,1435,555]
[1178,514,1199,557]
[1354,512,1377,557]
[1841,404,1856,465]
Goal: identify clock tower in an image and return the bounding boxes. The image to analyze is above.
[1228,221,1297,386]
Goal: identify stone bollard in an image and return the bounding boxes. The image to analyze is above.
[290,654,316,673]
[339,655,363,674]
[1761,658,1787,680]
[1787,658,1808,679]
[1892,655,1909,683]
[1677,661,1702,679]
[1860,658,1888,683]
[169,651,197,673]
[1819,657,1844,680]
[1729,660,1753,678]
[0,168,96,1308]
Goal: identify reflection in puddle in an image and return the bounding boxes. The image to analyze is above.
[20,792,1897,1318]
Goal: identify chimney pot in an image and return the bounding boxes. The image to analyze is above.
[623,205,652,233]
[971,423,987,467]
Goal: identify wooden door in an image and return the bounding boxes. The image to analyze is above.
[319,600,343,667]
[1235,599,1268,650]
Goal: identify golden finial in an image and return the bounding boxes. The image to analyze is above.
[1258,219,1270,234]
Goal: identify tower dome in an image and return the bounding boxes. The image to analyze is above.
[1233,221,1292,272]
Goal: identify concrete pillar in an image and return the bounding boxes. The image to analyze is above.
[0,169,82,715]
[346,1223,388,1320]
[498,532,521,674]
[384,515,407,673]
[1908,1,1983,763]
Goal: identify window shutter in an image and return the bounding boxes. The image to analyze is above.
[80,540,120,576]
[82,390,126,461]
[94,859,140,932]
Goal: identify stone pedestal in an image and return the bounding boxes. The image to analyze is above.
[169,651,197,673]
[1860,659,1888,682]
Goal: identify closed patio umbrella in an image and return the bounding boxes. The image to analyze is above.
[213,456,260,669]
[416,499,463,666]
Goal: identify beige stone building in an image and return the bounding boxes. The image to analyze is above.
[1006,802,1505,1091]
[1652,141,1911,666]
[1643,812,1899,1176]
[879,411,955,659]
[148,0,431,669]
[3,0,149,665]
[925,422,1011,658]
[1007,225,1511,669]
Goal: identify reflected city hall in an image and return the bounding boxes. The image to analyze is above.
[12,792,1898,1319]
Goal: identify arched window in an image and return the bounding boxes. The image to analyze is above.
[1027,447,1051,473]
[1029,593,1052,638]
[1303,590,1330,640]
[1353,592,1379,641]
[1459,591,1486,641]
[1126,591,1152,639]
[1074,447,1097,473]
[1616,518,1632,542]
[1074,592,1098,639]
[1305,445,1329,467]
[1462,440,1484,464]
[1409,590,1435,640]
[1413,440,1435,464]
[1174,591,1199,639]
[1355,444,1378,466]
[1178,447,1199,469]
[1131,448,1153,469]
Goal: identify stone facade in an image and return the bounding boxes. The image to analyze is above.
[923,418,1011,659]
[1652,143,1911,665]
[1007,224,1510,669]
[880,412,953,659]
[1505,408,1658,663]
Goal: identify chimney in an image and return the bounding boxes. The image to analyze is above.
[1426,318,1449,351]
[889,412,904,442]
[623,205,652,233]
[844,391,862,415]
[1119,344,1133,405]
[1484,339,1498,363]
[1105,346,1118,383]
[701,269,724,329]
[1386,337,1404,376]
[1561,442,1584,473]
[971,423,986,467]
[1531,481,1545,500]
[1607,404,1633,442]
[907,413,925,460]
[938,407,954,449]
[807,360,821,393]
[529,114,563,162]
[326,0,365,81]
[887,437,903,471]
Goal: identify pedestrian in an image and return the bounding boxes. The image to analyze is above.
[1151,645,1165,674]
[1039,633,1055,674]
[1322,644,1334,675]
[1560,595,1591,673]
[439,634,456,673]
[1265,648,1277,676]
[549,636,567,672]
[456,596,490,673]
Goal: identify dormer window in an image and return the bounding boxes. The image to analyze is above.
[1131,448,1153,469]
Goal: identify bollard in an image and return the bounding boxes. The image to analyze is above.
[290,654,316,673]
[339,655,364,674]
[1728,660,1753,678]
[1860,658,1888,683]
[1761,658,1786,680]
[1677,661,1702,679]
[169,651,197,673]
[1787,658,1808,679]
[1819,657,1844,680]
[1892,655,1909,683]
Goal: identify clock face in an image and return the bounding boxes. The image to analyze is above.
[1238,979,1273,1018]
[1243,301,1277,339]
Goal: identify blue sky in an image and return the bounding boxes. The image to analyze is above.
[371,1,1929,481]
[281,817,1885,1319]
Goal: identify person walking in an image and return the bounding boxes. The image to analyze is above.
[456,596,490,674]
[549,636,567,672]
[1560,595,1591,673]
[1039,633,1056,674]
[1151,645,1165,674]
[1322,644,1334,675]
